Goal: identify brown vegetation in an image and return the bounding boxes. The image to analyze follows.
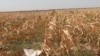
[0,8,100,56]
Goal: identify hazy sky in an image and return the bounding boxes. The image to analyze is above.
[0,0,100,11]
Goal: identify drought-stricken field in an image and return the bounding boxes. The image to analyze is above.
[0,8,100,56]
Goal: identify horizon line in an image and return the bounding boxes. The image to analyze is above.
[0,7,100,12]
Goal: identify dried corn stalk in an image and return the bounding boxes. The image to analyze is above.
[43,16,58,55]
[59,20,75,56]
